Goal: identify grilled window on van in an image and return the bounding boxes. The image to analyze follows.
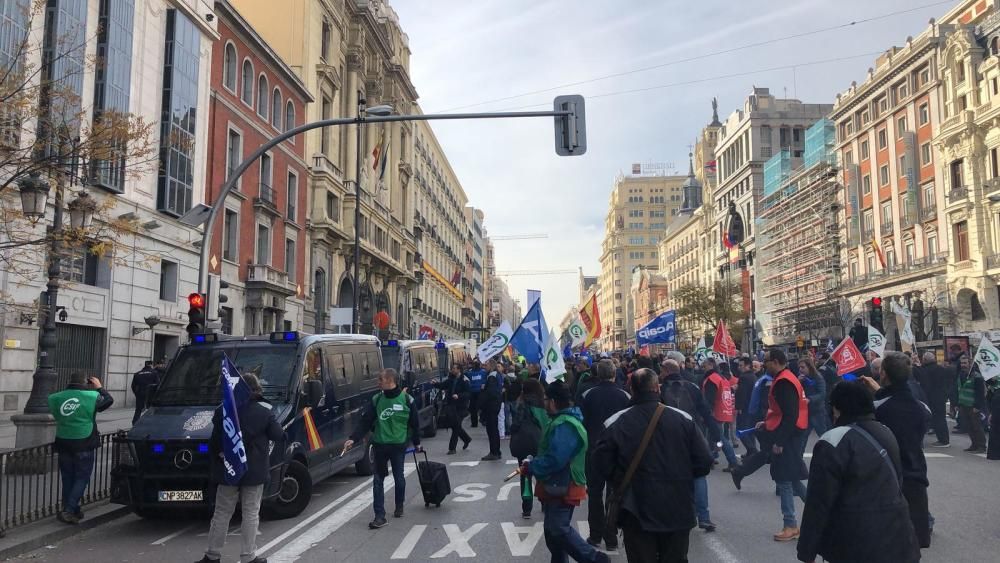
[303,347,323,383]
[366,351,381,377]
[358,352,373,380]
[329,353,348,384]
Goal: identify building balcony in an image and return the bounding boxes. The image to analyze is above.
[841,252,949,293]
[898,214,915,229]
[947,186,969,205]
[862,228,874,242]
[953,259,974,271]
[880,222,894,236]
[311,153,344,184]
[254,183,280,216]
[246,263,294,296]
[987,253,1000,270]
[412,297,422,308]
[920,204,937,221]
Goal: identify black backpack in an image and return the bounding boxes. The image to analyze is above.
[509,403,543,460]
[661,380,696,418]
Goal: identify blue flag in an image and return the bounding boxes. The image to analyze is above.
[510,299,549,364]
[636,310,676,346]
[220,354,251,485]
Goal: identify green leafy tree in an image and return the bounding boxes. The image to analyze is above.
[674,282,745,346]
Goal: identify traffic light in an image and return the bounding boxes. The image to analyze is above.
[206,274,229,323]
[553,95,587,156]
[186,292,206,336]
[869,297,883,333]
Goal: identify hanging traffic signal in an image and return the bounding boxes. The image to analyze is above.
[870,297,884,333]
[187,292,206,336]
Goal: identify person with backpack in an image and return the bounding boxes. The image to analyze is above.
[480,359,504,461]
[344,368,422,529]
[660,358,718,532]
[437,365,472,454]
[578,359,632,552]
[466,360,487,428]
[510,379,549,518]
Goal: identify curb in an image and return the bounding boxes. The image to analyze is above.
[0,503,131,560]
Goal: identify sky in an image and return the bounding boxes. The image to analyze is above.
[391,0,955,329]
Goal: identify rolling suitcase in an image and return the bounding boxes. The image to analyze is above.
[412,449,450,507]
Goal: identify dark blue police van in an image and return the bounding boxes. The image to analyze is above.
[111,332,383,519]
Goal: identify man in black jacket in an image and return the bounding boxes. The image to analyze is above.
[594,368,713,562]
[867,352,931,548]
[797,381,920,563]
[917,352,951,447]
[199,373,283,563]
[579,359,631,551]
[345,369,422,529]
[480,360,504,461]
[438,365,471,454]
[735,357,758,454]
[130,361,159,424]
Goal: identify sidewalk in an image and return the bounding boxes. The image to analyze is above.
[0,407,134,452]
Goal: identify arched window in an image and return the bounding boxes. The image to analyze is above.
[241,59,253,105]
[271,88,282,129]
[257,74,269,118]
[285,100,295,133]
[223,43,237,92]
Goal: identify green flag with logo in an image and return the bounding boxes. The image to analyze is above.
[974,337,1000,381]
[541,329,567,383]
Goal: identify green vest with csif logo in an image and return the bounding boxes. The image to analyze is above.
[372,392,411,445]
[48,389,99,440]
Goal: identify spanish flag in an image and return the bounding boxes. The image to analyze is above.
[579,293,602,347]
[372,127,386,171]
[870,237,887,268]
[302,407,324,451]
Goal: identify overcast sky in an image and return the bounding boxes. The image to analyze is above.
[392,0,952,331]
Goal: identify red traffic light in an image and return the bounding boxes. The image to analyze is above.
[871,297,882,308]
[188,292,205,308]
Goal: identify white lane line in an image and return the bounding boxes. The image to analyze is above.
[577,521,590,539]
[506,459,519,465]
[802,452,952,458]
[391,524,427,559]
[152,524,195,545]
[256,478,372,555]
[450,461,480,467]
[703,534,742,563]
[976,453,987,458]
[266,466,416,563]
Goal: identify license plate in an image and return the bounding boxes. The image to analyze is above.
[158,490,203,502]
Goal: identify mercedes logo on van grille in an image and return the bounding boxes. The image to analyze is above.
[174,449,194,470]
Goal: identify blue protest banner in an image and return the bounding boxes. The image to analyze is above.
[220,354,250,485]
[510,299,549,364]
[636,310,676,347]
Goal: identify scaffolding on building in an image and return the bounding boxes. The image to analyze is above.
[756,119,842,344]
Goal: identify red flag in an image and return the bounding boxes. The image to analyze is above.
[831,337,867,376]
[712,319,738,357]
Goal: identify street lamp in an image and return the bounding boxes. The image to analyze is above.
[18,173,50,224]
[352,101,395,334]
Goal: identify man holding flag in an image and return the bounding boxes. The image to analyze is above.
[200,360,283,563]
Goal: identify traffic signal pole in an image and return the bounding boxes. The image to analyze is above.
[195,98,586,334]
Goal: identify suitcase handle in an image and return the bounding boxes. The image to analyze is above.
[406,447,430,479]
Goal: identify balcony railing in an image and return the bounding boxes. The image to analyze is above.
[947,186,969,204]
[842,252,949,288]
[862,228,874,241]
[258,183,275,204]
[247,263,289,287]
[920,204,937,221]
[880,222,894,236]
[987,254,1000,270]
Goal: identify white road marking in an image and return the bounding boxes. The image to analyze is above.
[450,461,480,467]
[976,453,987,458]
[151,524,195,545]
[390,524,428,559]
[702,533,742,563]
[497,482,520,501]
[266,466,415,563]
[802,452,952,458]
[452,483,490,502]
[430,523,488,558]
[577,521,590,539]
[501,522,544,556]
[256,478,372,556]
[506,459,519,465]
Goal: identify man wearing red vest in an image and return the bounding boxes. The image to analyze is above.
[758,348,809,542]
[701,359,740,471]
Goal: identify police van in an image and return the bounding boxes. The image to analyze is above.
[438,341,472,378]
[111,332,383,519]
[380,339,442,437]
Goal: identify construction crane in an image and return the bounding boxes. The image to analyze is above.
[489,234,548,241]
[496,269,577,276]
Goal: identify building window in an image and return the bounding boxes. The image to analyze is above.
[881,201,892,226]
[921,142,931,166]
[879,164,890,186]
[256,223,271,265]
[991,147,999,179]
[285,100,295,133]
[863,209,874,234]
[226,128,241,186]
[860,140,869,160]
[919,66,930,85]
[954,221,969,261]
[321,18,331,60]
[320,96,331,154]
[899,155,906,176]
[285,238,296,283]
[896,81,909,100]
[927,231,938,256]
[845,150,853,165]
[241,59,253,105]
[878,129,888,149]
[326,192,340,221]
[905,241,915,264]
[922,183,935,208]
[90,0,134,193]
[897,116,907,137]
[157,10,200,217]
[60,247,99,286]
[270,88,281,129]
[957,61,966,83]
[259,152,272,199]
[223,209,238,262]
[222,42,237,93]
[950,159,964,189]
[919,103,929,125]
[885,248,896,267]
[287,170,298,221]
[159,260,178,301]
[256,74,269,119]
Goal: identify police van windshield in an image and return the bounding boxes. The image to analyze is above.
[150,344,297,406]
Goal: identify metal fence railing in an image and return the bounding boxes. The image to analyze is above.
[0,431,121,536]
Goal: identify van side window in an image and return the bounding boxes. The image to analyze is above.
[366,351,381,375]
[329,353,348,384]
[358,353,372,380]
[303,347,324,382]
[342,354,356,383]
[428,351,437,369]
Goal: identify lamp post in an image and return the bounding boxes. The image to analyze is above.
[352,101,394,334]
[12,145,96,448]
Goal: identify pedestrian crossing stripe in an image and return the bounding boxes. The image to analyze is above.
[801,452,952,458]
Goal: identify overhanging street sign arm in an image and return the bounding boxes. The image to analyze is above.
[198,97,586,295]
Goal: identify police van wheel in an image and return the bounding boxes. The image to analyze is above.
[263,461,312,520]
[355,444,374,476]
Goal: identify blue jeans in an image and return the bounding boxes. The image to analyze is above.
[719,424,739,466]
[542,501,601,563]
[372,446,406,519]
[776,481,806,528]
[693,476,710,523]
[59,450,95,514]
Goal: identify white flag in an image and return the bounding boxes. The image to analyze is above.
[891,300,915,352]
[867,325,887,358]
[567,316,587,347]
[974,337,1000,381]
[541,329,567,383]
[694,336,710,364]
[477,321,514,363]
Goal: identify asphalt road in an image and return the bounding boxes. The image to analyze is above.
[12,423,999,562]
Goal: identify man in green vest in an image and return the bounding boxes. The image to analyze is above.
[344,368,422,529]
[956,354,987,453]
[524,380,609,563]
[48,372,114,524]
